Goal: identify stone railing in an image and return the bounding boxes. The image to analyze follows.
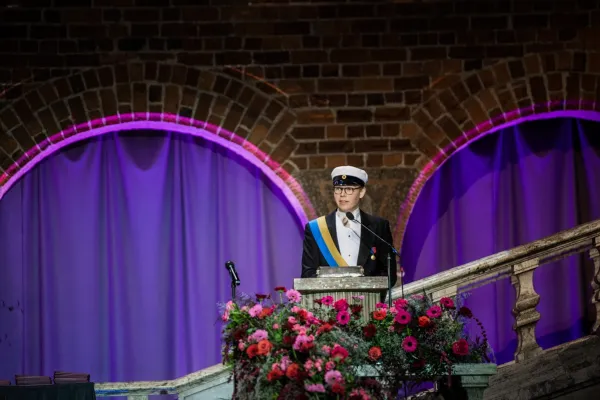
[94,364,232,399]
[392,218,600,362]
[95,219,600,398]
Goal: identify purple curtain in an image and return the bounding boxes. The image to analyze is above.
[0,130,304,382]
[401,117,600,364]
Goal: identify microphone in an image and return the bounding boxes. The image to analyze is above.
[225,261,240,300]
[225,261,240,285]
[346,212,403,306]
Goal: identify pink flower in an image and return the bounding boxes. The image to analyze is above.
[352,295,364,301]
[321,296,334,306]
[279,356,291,371]
[288,316,297,324]
[249,329,268,342]
[389,306,398,315]
[411,294,424,300]
[336,310,350,325]
[376,302,388,309]
[225,301,235,311]
[238,341,246,351]
[248,304,262,317]
[293,334,315,351]
[305,383,326,393]
[426,305,442,318]
[314,359,323,371]
[286,289,302,303]
[402,336,418,352]
[394,298,408,309]
[272,323,279,329]
[325,370,343,385]
[394,310,411,325]
[304,359,314,372]
[291,306,301,313]
[321,345,331,355]
[241,306,249,311]
[221,311,229,321]
[325,361,335,371]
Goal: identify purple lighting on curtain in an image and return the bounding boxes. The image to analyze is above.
[401,116,600,364]
[0,117,314,226]
[0,128,306,383]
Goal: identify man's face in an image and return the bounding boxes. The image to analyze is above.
[333,186,366,212]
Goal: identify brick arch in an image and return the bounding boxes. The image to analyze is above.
[0,61,316,221]
[395,50,600,250]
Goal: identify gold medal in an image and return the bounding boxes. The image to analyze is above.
[371,255,376,260]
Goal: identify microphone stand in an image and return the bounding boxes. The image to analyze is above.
[347,214,401,308]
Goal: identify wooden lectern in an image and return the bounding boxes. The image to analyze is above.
[293,267,388,321]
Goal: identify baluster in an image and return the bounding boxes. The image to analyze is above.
[511,259,542,362]
[589,237,600,335]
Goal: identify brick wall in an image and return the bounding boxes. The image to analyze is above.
[1,0,599,245]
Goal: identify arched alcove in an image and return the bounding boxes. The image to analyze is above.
[0,120,310,382]
[401,112,600,364]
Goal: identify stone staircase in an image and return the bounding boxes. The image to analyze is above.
[95,219,600,399]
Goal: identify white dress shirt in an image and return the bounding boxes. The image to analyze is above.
[335,208,361,266]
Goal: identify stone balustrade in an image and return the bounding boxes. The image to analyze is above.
[94,218,600,398]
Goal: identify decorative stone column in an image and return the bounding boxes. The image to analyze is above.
[511,259,542,362]
[589,237,600,335]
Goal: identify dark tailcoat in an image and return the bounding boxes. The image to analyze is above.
[301,210,397,287]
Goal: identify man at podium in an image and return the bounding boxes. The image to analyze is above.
[300,166,397,287]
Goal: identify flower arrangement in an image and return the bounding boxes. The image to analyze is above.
[220,287,492,400]
[359,294,492,393]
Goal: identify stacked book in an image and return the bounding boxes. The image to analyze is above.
[0,380,10,386]
[14,375,52,386]
[53,371,90,384]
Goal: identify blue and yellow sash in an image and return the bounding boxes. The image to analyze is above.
[308,217,348,267]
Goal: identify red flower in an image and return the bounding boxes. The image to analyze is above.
[402,336,418,353]
[394,310,411,325]
[274,286,287,292]
[283,335,294,346]
[331,345,349,361]
[368,346,382,361]
[334,298,349,311]
[440,297,455,309]
[412,359,426,368]
[363,323,377,338]
[314,298,323,305]
[458,306,473,318]
[452,338,469,356]
[267,365,284,381]
[336,311,350,325]
[350,305,363,317]
[317,323,333,335]
[332,383,345,394]
[255,294,269,300]
[286,363,300,379]
[426,305,442,319]
[257,340,273,355]
[246,344,259,358]
[418,316,431,327]
[259,307,274,319]
[372,309,387,321]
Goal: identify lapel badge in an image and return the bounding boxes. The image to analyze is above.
[342,174,347,179]
[370,246,377,260]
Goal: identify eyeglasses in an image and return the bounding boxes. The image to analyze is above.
[333,186,361,195]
